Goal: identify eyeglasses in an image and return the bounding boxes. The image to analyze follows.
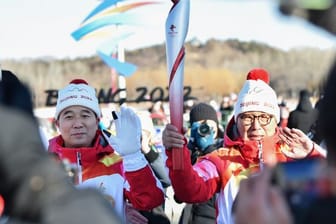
[239,113,273,126]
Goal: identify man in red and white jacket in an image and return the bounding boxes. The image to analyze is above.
[162,68,325,224]
[48,79,164,223]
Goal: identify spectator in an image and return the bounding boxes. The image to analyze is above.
[278,99,290,128]
[178,102,223,224]
[220,96,234,130]
[137,111,171,224]
[162,68,325,224]
[287,89,318,134]
[149,101,168,126]
[48,79,164,223]
[187,102,224,164]
[138,111,171,189]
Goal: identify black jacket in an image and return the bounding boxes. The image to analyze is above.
[287,91,318,134]
[178,139,223,224]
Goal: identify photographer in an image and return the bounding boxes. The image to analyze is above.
[179,102,223,224]
[187,103,223,165]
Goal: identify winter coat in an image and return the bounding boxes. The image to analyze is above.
[178,196,216,224]
[48,130,164,223]
[179,140,223,224]
[166,118,324,224]
[287,92,318,133]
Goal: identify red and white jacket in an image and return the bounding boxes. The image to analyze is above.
[166,118,324,224]
[48,130,164,223]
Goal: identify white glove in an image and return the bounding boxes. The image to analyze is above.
[105,106,148,171]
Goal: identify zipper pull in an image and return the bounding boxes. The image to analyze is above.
[76,152,82,184]
[258,141,264,170]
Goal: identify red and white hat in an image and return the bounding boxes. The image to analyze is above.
[55,79,101,119]
[234,68,280,123]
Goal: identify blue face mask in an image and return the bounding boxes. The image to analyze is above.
[190,122,215,151]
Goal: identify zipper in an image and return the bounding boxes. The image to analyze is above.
[258,141,264,170]
[76,152,82,184]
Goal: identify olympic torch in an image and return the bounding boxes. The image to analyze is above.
[165,0,190,170]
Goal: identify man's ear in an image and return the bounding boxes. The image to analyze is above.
[55,119,60,129]
[96,118,101,131]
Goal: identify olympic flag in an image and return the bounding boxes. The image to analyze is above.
[165,0,190,170]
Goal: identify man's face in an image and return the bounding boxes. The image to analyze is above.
[56,105,99,148]
[236,111,277,141]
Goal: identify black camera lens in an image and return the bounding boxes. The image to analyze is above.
[198,123,211,136]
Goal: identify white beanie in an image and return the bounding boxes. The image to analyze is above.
[55,79,101,119]
[234,68,280,123]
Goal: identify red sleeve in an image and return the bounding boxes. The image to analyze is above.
[166,146,221,203]
[0,195,4,216]
[124,165,164,211]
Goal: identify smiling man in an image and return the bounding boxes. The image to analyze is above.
[162,68,325,224]
[48,79,164,223]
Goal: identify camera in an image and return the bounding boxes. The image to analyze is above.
[197,123,211,136]
[271,158,329,223]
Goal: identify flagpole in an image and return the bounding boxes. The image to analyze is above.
[117,38,127,102]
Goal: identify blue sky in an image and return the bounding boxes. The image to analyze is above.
[0,0,335,60]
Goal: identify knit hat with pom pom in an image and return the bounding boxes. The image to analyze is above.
[234,68,280,123]
[55,79,101,119]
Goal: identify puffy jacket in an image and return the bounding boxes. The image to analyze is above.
[166,118,324,224]
[49,130,164,223]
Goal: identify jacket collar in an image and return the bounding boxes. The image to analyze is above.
[48,130,114,163]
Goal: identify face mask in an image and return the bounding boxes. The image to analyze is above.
[189,122,215,151]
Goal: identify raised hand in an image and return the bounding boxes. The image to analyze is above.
[279,127,314,159]
[104,106,147,171]
[108,106,142,156]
